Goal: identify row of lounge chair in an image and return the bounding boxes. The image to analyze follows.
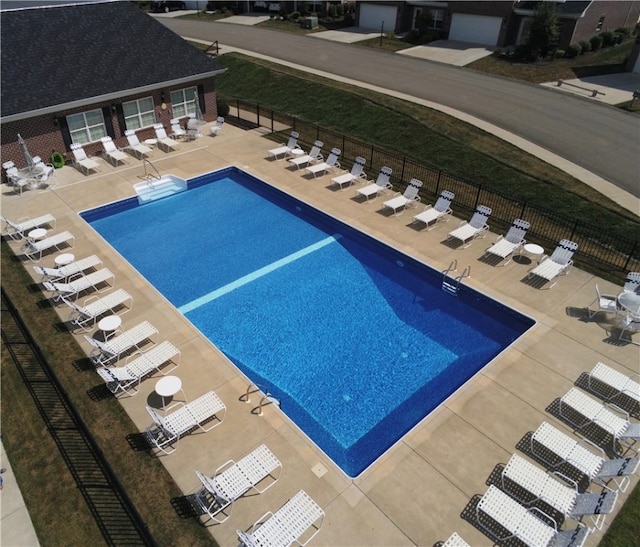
[3,158,55,195]
[444,361,638,546]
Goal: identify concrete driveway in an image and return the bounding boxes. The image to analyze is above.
[397,40,495,66]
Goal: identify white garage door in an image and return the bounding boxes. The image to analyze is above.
[449,14,502,46]
[359,3,397,31]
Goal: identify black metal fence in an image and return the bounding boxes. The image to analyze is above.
[224,98,640,274]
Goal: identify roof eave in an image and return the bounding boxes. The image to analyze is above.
[0,69,227,124]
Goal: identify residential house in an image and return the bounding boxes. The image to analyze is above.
[0,0,225,172]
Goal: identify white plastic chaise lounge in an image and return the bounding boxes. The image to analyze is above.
[209,116,224,137]
[63,289,132,331]
[441,532,471,547]
[268,131,301,160]
[33,255,102,283]
[447,205,491,247]
[527,239,578,288]
[483,218,530,265]
[382,178,422,216]
[586,362,640,408]
[558,387,640,456]
[501,453,618,531]
[331,156,367,190]
[288,140,323,169]
[169,118,187,140]
[356,166,392,201]
[153,123,180,152]
[194,444,282,523]
[124,130,153,159]
[1,213,56,240]
[622,272,640,293]
[70,143,100,175]
[100,136,128,166]
[21,231,75,261]
[304,147,341,178]
[236,489,324,547]
[476,485,591,547]
[96,340,181,397]
[413,190,454,231]
[31,156,55,186]
[43,268,114,302]
[84,320,159,367]
[144,390,226,454]
[531,421,639,493]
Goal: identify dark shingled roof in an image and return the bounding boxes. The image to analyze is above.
[514,1,592,17]
[0,0,225,120]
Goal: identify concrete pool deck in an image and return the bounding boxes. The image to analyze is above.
[2,123,638,546]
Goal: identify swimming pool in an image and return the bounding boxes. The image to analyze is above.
[82,166,534,477]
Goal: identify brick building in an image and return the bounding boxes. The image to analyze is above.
[0,0,225,173]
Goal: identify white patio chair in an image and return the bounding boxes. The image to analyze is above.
[124,130,153,158]
[531,421,639,493]
[476,485,591,547]
[96,340,180,397]
[441,532,471,547]
[356,166,392,201]
[21,230,75,262]
[413,190,455,231]
[70,143,100,175]
[330,156,367,190]
[84,320,159,367]
[43,268,114,302]
[209,116,224,136]
[382,178,422,215]
[622,272,640,294]
[587,285,618,318]
[33,255,102,283]
[169,118,187,140]
[483,218,530,264]
[288,140,323,169]
[267,131,301,160]
[63,289,132,331]
[304,147,341,177]
[501,453,618,531]
[236,490,324,547]
[448,205,492,247]
[144,390,226,454]
[153,123,180,152]
[194,444,282,523]
[527,239,578,288]
[1,213,56,240]
[586,362,640,407]
[100,136,128,166]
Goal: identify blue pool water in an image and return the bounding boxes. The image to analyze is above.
[82,167,534,476]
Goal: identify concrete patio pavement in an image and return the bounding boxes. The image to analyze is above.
[1,123,638,546]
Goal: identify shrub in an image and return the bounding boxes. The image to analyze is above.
[590,35,603,50]
[579,40,591,53]
[613,33,623,45]
[513,43,536,62]
[600,30,615,46]
[566,43,582,58]
[344,13,354,26]
[555,49,565,58]
[615,26,631,36]
[216,98,230,117]
[289,11,299,22]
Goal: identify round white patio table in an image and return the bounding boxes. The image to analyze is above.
[27,228,47,241]
[155,375,184,412]
[618,291,640,316]
[97,315,122,339]
[55,253,75,267]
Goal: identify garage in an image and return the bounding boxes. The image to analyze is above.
[448,13,502,46]
[358,3,397,31]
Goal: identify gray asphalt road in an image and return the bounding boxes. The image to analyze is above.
[163,19,639,196]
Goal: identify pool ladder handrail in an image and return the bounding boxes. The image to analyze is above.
[241,382,281,416]
[442,261,470,296]
[141,159,162,183]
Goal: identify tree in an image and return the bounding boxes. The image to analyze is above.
[527,1,560,59]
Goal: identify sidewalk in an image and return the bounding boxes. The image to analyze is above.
[0,440,40,547]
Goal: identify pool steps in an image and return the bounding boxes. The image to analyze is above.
[133,175,187,203]
[442,260,470,295]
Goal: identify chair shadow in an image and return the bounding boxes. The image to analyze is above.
[87,384,115,402]
[459,494,527,547]
[125,432,152,452]
[170,494,206,520]
[440,237,463,250]
[73,356,95,372]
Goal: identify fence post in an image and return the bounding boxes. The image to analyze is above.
[370,145,374,169]
[257,104,260,127]
[520,201,527,219]
[400,157,406,183]
[293,116,296,132]
[623,240,637,271]
[474,185,482,209]
[569,219,579,241]
[271,110,274,134]
[435,170,441,195]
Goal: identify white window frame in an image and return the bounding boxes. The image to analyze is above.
[122,96,156,131]
[170,87,198,119]
[67,109,107,145]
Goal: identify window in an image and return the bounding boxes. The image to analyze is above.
[67,109,107,144]
[123,97,155,130]
[428,8,445,30]
[170,87,198,119]
[596,16,605,31]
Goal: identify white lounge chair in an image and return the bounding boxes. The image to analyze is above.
[268,131,301,160]
[84,320,159,367]
[288,140,323,169]
[330,156,367,189]
[63,289,132,331]
[476,485,591,547]
[209,116,224,137]
[43,268,114,302]
[153,124,180,152]
[100,136,128,166]
[558,387,640,455]
[33,255,102,283]
[587,285,618,318]
[237,490,324,547]
[382,178,422,215]
[169,118,187,140]
[97,340,181,397]
[21,230,75,261]
[194,444,282,523]
[70,143,100,175]
[531,421,639,493]
[586,362,640,408]
[441,532,471,547]
[484,218,530,264]
[501,453,618,531]
[448,205,491,247]
[144,390,226,454]
[2,161,19,184]
[304,147,341,177]
[356,166,392,201]
[1,213,56,240]
[527,239,578,288]
[413,190,455,230]
[622,272,640,293]
[124,130,153,158]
